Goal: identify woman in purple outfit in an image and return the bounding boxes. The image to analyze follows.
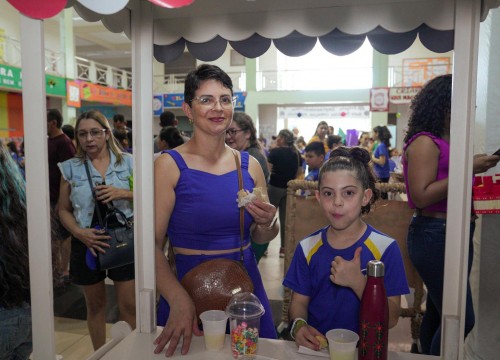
[154,64,279,357]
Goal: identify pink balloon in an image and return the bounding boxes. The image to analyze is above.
[148,0,194,8]
[7,0,66,19]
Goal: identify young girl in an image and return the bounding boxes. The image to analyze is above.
[283,146,409,351]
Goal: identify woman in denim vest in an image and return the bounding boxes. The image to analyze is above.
[58,111,135,350]
[0,140,31,360]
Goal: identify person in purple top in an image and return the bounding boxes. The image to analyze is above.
[403,74,500,355]
[154,64,279,357]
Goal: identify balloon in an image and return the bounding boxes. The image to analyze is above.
[148,0,194,8]
[77,0,129,15]
[7,0,66,19]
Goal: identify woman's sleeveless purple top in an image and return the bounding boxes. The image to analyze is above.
[165,150,254,250]
[403,132,449,212]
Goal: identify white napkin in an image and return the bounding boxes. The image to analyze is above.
[297,345,329,358]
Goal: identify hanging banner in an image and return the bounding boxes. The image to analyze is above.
[279,105,369,119]
[370,87,389,112]
[162,92,246,109]
[389,87,421,104]
[80,81,132,106]
[0,63,65,96]
[153,94,163,116]
[67,80,81,108]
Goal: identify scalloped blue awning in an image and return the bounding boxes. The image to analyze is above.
[153,24,453,63]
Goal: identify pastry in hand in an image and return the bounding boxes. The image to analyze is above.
[236,187,265,207]
[315,335,328,349]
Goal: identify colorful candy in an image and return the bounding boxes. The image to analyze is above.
[230,321,259,358]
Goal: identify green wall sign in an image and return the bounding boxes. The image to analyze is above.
[0,63,66,97]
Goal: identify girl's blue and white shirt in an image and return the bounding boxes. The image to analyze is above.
[283,224,409,335]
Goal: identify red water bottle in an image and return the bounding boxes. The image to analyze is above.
[358,260,388,360]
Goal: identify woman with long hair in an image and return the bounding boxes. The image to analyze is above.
[226,111,270,262]
[58,110,135,350]
[307,121,329,153]
[0,139,32,359]
[403,74,499,355]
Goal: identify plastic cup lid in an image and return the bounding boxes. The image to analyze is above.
[225,292,265,319]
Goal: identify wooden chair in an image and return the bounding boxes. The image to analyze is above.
[280,180,423,353]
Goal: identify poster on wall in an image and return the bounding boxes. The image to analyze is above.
[402,57,450,87]
[370,87,389,112]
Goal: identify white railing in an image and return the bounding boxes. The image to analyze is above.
[0,34,65,76]
[75,56,132,90]
[153,71,246,94]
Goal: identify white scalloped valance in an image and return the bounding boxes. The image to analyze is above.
[66,0,500,62]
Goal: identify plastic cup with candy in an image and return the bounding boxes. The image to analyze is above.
[225,292,265,359]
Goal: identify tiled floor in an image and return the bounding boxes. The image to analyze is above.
[51,231,415,358]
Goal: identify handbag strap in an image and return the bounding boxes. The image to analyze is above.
[84,160,105,229]
[232,150,245,264]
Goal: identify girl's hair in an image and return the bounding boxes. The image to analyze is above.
[74,110,124,164]
[232,112,261,150]
[0,139,30,308]
[404,74,452,143]
[373,125,392,148]
[184,64,233,105]
[159,126,185,149]
[314,121,329,136]
[318,146,380,214]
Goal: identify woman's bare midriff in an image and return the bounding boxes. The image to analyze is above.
[173,242,251,255]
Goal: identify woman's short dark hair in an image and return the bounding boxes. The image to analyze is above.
[232,112,260,150]
[184,64,233,105]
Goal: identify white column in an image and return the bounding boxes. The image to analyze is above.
[131,1,156,333]
[465,7,500,360]
[20,15,57,360]
[442,1,481,359]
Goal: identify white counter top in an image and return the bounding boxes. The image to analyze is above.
[100,328,437,360]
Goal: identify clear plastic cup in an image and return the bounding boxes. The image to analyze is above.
[199,310,229,351]
[325,329,359,360]
[225,292,265,359]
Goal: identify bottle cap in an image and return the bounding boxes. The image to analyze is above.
[367,260,385,277]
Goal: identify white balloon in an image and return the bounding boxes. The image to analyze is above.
[77,0,129,15]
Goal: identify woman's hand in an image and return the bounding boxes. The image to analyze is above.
[294,324,324,351]
[94,184,132,203]
[74,227,111,256]
[473,154,500,174]
[245,199,277,227]
[153,293,202,357]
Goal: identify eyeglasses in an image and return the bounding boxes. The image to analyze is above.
[191,95,237,109]
[226,129,245,136]
[77,129,107,140]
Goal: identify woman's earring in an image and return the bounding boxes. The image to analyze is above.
[189,118,193,125]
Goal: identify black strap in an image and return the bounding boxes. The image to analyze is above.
[232,150,245,264]
[84,160,105,229]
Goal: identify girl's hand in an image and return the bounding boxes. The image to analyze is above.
[330,247,366,298]
[74,227,111,256]
[246,199,277,227]
[295,324,324,351]
[94,184,128,203]
[153,293,202,356]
